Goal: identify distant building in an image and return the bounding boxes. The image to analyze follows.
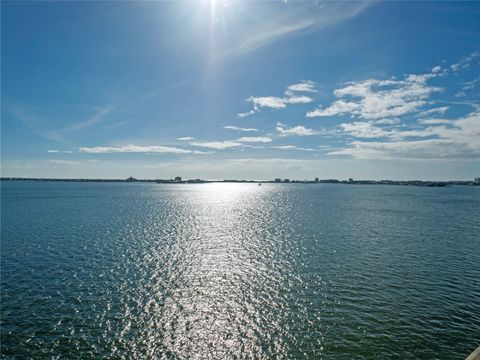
[348,178,354,183]
[284,179,290,183]
[274,178,282,183]
[314,177,319,183]
[474,177,480,184]
[174,176,182,182]
[319,179,340,183]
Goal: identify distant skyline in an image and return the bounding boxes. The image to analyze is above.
[2,1,480,180]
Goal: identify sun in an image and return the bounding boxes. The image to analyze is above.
[209,0,219,19]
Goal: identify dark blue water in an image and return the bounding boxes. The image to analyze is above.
[1,181,479,359]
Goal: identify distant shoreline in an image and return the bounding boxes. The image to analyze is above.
[1,177,479,187]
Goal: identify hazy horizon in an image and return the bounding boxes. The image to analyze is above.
[1,170,478,182]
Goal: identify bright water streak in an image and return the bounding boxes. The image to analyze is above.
[1,182,480,359]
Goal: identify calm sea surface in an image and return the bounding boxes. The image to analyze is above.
[1,181,479,359]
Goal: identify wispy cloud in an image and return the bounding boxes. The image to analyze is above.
[418,118,453,125]
[190,136,272,149]
[237,136,272,143]
[224,125,258,132]
[237,110,256,118]
[47,149,73,153]
[212,2,371,61]
[338,121,438,140]
[286,80,318,94]
[61,106,115,133]
[462,77,480,91]
[214,19,314,61]
[190,140,244,149]
[193,150,215,155]
[271,145,315,151]
[455,77,480,97]
[6,103,115,143]
[339,121,392,139]
[418,106,449,117]
[79,145,191,154]
[177,136,195,141]
[276,122,318,136]
[451,50,480,72]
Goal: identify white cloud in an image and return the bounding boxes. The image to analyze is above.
[177,136,195,141]
[190,140,244,149]
[339,121,441,140]
[418,106,449,117]
[237,136,272,143]
[375,118,401,125]
[224,125,258,132]
[271,145,315,151]
[330,110,480,159]
[307,99,359,117]
[79,145,191,154]
[451,50,480,72]
[237,110,255,118]
[286,95,313,104]
[242,82,314,116]
[462,77,480,91]
[247,95,312,110]
[328,139,454,159]
[272,145,297,150]
[47,149,73,153]
[248,96,287,109]
[307,74,442,120]
[286,80,317,93]
[455,77,480,98]
[418,119,453,125]
[431,66,442,73]
[192,150,215,155]
[429,110,480,153]
[339,122,391,138]
[276,123,318,136]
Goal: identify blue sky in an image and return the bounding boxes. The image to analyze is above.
[2,1,479,180]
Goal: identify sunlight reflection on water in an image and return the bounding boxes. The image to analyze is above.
[114,184,297,358]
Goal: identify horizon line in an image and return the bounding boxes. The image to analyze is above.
[1,176,479,184]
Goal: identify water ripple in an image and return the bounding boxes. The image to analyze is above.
[1,182,479,359]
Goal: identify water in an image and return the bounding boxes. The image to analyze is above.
[1,181,479,359]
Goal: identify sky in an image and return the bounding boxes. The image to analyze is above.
[1,0,480,180]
